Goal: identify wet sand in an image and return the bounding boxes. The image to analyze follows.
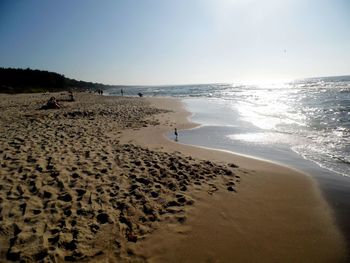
[122,97,348,262]
[0,93,347,262]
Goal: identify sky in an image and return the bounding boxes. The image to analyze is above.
[0,0,349,85]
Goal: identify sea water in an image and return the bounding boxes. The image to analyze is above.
[107,75,350,178]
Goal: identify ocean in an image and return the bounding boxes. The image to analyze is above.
[107,75,350,178]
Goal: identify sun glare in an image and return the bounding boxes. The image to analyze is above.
[240,78,293,87]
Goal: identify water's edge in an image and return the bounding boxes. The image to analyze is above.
[170,99,350,256]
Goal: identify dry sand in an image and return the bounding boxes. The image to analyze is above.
[0,93,347,262]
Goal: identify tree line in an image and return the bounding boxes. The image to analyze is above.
[0,67,114,93]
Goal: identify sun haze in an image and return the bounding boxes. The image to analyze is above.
[0,0,349,85]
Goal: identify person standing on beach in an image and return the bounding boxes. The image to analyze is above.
[121,88,124,96]
[174,128,178,141]
[68,91,75,101]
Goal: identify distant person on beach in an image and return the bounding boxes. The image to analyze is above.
[121,89,124,96]
[40,97,61,109]
[68,91,75,101]
[47,97,61,108]
[138,92,143,97]
[174,128,178,141]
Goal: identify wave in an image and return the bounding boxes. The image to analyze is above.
[106,76,350,177]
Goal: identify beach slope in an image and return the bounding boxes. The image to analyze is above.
[122,97,347,262]
[0,94,347,262]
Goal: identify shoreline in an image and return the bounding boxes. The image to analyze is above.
[0,93,347,262]
[120,97,348,262]
[169,97,350,255]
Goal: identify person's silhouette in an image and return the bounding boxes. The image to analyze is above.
[174,128,178,141]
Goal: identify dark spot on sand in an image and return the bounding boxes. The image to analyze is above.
[136,177,151,186]
[150,191,159,198]
[177,216,186,224]
[58,193,72,202]
[50,171,60,178]
[167,182,177,191]
[225,170,234,176]
[90,224,99,234]
[166,200,180,207]
[143,204,154,215]
[186,200,194,205]
[33,209,41,215]
[49,235,60,245]
[180,185,187,191]
[19,203,26,215]
[29,185,38,194]
[75,189,86,196]
[227,186,236,192]
[43,191,52,199]
[64,208,72,217]
[97,213,109,224]
[6,250,20,261]
[62,240,77,251]
[177,197,186,204]
[72,229,79,239]
[34,249,48,261]
[64,255,77,261]
[13,224,21,236]
[50,228,60,235]
[46,164,54,170]
[35,164,43,172]
[127,233,138,243]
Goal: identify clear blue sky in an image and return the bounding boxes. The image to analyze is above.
[1,0,349,85]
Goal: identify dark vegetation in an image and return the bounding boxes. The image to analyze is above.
[0,67,114,93]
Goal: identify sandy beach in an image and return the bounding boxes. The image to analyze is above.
[0,92,347,262]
